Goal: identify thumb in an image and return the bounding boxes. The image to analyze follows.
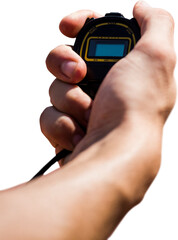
[133,1,174,45]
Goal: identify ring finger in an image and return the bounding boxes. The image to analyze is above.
[40,106,85,152]
[49,78,92,128]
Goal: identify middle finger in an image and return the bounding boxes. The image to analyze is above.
[49,78,92,128]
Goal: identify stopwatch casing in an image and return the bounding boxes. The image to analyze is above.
[73,13,141,98]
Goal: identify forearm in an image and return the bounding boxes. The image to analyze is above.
[0,116,163,240]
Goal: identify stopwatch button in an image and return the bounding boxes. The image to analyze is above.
[105,12,124,18]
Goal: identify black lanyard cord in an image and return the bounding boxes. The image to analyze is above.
[30,149,71,181]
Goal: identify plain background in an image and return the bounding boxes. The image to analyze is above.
[0,0,177,239]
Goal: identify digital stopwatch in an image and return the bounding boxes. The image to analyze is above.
[73,12,141,98]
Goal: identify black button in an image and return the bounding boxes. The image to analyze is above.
[105,12,124,18]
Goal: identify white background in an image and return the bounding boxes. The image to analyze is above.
[0,0,177,239]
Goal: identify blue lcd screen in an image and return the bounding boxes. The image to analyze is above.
[95,43,125,57]
[88,39,128,58]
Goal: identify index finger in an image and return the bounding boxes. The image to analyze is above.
[59,10,102,38]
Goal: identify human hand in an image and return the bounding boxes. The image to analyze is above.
[1,4,176,240]
[40,2,176,158]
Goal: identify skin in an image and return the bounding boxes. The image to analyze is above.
[0,1,176,240]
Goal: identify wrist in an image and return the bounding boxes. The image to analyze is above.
[73,111,163,155]
[70,113,163,206]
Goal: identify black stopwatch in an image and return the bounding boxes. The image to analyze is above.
[73,12,140,98]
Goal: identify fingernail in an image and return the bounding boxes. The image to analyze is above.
[73,134,84,146]
[61,61,77,79]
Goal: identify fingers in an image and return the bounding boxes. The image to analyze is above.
[40,79,92,152]
[49,79,92,127]
[47,10,102,83]
[59,10,102,38]
[40,107,85,152]
[46,45,87,83]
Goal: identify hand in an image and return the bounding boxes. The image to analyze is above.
[40,2,176,159]
[1,4,176,240]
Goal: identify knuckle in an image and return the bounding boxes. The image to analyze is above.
[155,47,176,74]
[153,46,174,65]
[40,107,74,150]
[45,45,66,69]
[156,8,174,27]
[166,50,177,71]
[65,86,81,105]
[161,81,177,118]
[56,115,68,129]
[54,115,75,150]
[138,40,176,73]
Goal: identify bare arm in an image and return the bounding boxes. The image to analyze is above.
[0,1,176,240]
[0,117,162,240]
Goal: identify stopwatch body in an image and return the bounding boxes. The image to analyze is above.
[73,12,141,98]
